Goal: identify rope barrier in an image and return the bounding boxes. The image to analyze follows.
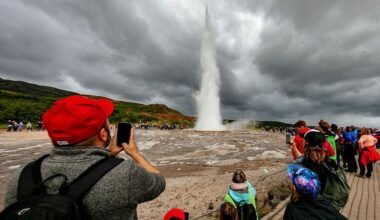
[192,208,219,220]
[259,167,287,181]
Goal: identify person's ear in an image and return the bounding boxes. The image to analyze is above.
[98,127,108,142]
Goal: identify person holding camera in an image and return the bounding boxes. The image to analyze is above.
[291,120,310,160]
[3,95,165,220]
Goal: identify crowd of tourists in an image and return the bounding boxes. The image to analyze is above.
[5,120,189,133]
[6,120,44,132]
[1,95,379,220]
[134,123,191,130]
[291,120,380,178]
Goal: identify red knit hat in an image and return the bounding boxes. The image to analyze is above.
[42,95,114,146]
[163,208,187,220]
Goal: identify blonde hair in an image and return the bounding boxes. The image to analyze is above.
[360,127,370,135]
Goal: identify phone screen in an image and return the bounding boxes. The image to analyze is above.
[285,133,292,144]
[117,123,132,146]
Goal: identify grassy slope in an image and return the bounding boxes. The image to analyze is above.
[0,78,195,125]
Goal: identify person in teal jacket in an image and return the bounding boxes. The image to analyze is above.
[222,169,258,220]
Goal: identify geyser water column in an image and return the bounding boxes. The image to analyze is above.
[194,5,225,131]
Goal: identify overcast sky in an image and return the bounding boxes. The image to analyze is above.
[1,0,380,127]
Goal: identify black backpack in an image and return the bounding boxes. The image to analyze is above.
[0,155,123,220]
[228,194,257,220]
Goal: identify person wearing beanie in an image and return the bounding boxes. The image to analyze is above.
[290,127,335,161]
[291,129,337,191]
[284,164,347,220]
[4,95,166,219]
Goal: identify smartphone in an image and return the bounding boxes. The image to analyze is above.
[117,123,132,146]
[285,133,293,144]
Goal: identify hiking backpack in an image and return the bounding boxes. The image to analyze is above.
[0,155,123,220]
[321,163,350,210]
[227,194,257,220]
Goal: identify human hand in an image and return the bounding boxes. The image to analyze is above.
[121,128,160,173]
[108,127,123,156]
[121,128,139,156]
[288,142,296,150]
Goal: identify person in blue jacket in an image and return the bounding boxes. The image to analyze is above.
[343,126,358,172]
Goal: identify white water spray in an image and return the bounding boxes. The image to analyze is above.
[194,5,225,131]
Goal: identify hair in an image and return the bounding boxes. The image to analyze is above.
[75,121,110,146]
[232,169,247,183]
[318,120,330,132]
[330,123,338,133]
[290,183,300,202]
[304,146,324,164]
[360,127,370,135]
[76,134,98,146]
[220,202,238,220]
[294,120,306,128]
[304,132,326,164]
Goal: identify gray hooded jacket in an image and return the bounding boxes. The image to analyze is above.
[5,147,166,220]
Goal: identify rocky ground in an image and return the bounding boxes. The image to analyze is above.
[0,129,293,219]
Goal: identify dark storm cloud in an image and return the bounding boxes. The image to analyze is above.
[1,0,380,126]
[0,0,201,108]
[221,0,380,126]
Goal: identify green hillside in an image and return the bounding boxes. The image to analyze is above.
[0,78,76,97]
[0,78,195,126]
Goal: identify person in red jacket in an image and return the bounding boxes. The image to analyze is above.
[292,120,310,160]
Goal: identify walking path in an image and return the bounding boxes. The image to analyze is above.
[262,162,380,220]
[341,162,380,220]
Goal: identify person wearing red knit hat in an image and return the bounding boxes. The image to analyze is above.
[4,95,166,219]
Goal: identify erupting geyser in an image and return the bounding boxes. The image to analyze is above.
[194,5,225,131]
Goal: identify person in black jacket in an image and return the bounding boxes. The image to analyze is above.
[284,164,347,220]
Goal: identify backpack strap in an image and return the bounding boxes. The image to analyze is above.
[227,192,238,207]
[62,156,123,200]
[17,154,50,200]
